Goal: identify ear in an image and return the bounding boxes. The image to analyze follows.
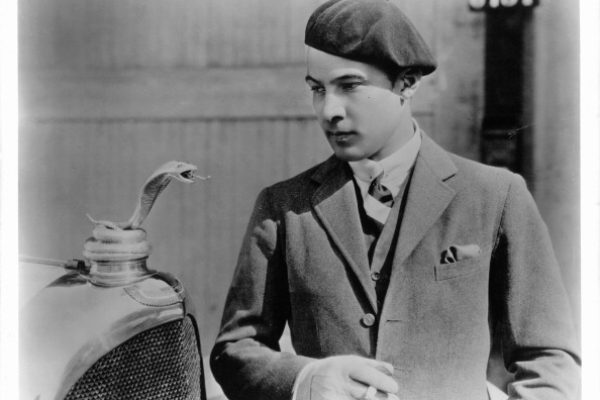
[392,69,422,99]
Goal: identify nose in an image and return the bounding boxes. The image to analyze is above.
[319,92,346,124]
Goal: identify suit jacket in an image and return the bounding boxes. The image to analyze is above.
[210,134,580,400]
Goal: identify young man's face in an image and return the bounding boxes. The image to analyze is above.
[305,47,409,162]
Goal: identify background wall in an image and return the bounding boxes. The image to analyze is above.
[530,0,580,331]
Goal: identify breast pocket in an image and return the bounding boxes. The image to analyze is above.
[434,258,481,281]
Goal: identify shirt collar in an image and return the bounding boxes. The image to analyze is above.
[349,119,422,185]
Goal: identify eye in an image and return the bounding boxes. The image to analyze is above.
[309,86,325,95]
[340,81,362,91]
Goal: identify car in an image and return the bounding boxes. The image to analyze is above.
[20,255,208,400]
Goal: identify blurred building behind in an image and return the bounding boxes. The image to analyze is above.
[19,0,579,383]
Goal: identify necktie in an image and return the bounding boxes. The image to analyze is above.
[368,173,394,207]
[363,173,394,228]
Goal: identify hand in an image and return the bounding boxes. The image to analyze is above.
[294,355,399,400]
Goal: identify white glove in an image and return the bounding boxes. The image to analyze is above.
[293,355,399,400]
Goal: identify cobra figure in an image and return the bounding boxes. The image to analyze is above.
[84,161,209,264]
[87,161,209,230]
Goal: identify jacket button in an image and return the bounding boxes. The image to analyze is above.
[361,313,376,327]
[371,271,381,281]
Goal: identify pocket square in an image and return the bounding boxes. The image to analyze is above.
[440,244,481,264]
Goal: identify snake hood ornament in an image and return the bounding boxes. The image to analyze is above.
[87,161,209,230]
[83,161,208,285]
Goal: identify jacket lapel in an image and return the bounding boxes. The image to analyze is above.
[311,157,376,311]
[392,135,458,268]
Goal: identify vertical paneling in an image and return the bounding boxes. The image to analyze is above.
[430,1,485,158]
[20,0,210,69]
[207,0,291,66]
[20,0,319,70]
[531,0,580,328]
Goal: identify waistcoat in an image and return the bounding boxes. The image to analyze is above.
[354,169,414,311]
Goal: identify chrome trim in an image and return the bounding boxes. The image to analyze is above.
[124,273,185,307]
[87,257,154,287]
[19,255,90,273]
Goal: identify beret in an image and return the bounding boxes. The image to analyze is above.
[305,0,437,76]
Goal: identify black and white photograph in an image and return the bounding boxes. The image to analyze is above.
[2,0,598,399]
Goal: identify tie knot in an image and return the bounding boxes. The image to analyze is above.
[368,173,394,207]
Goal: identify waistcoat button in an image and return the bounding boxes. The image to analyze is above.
[371,271,381,281]
[361,313,376,327]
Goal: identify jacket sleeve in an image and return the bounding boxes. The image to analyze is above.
[490,173,580,400]
[210,188,313,400]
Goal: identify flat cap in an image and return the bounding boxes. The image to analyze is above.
[305,0,437,76]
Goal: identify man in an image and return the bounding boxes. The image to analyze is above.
[210,1,580,399]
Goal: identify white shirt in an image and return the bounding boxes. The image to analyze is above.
[348,120,422,224]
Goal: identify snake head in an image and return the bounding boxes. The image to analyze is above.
[163,161,205,183]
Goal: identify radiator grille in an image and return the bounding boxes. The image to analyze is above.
[64,317,204,400]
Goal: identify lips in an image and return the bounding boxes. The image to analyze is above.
[327,130,356,142]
